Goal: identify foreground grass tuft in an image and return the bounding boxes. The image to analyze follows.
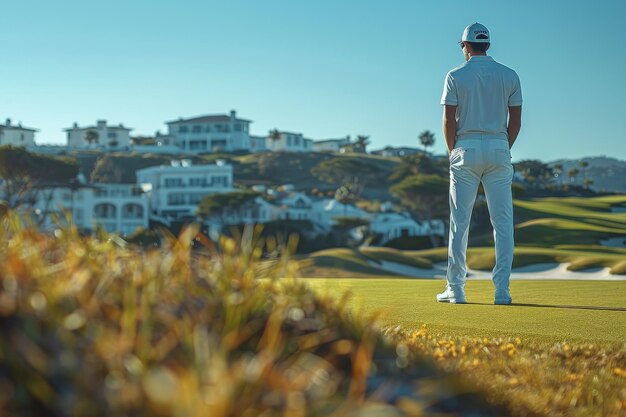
[387,325,626,417]
[0,215,501,417]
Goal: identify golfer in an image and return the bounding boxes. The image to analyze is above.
[437,22,522,305]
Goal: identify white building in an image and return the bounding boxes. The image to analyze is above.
[274,192,314,221]
[312,137,350,153]
[65,120,132,148]
[0,118,37,147]
[310,198,368,227]
[136,161,234,221]
[27,183,148,236]
[249,135,268,153]
[372,147,428,158]
[165,110,252,153]
[266,131,313,153]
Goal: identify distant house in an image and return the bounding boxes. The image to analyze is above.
[371,146,428,158]
[0,118,37,147]
[65,120,132,148]
[249,135,268,153]
[136,161,234,221]
[265,131,313,153]
[26,182,148,236]
[312,137,350,153]
[165,110,252,153]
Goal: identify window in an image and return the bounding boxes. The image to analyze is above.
[188,193,206,204]
[107,132,117,139]
[20,133,25,141]
[164,178,183,188]
[294,136,301,146]
[192,125,202,133]
[189,140,207,150]
[287,136,292,146]
[234,123,242,132]
[189,177,206,187]
[75,208,83,221]
[178,125,188,133]
[211,175,230,187]
[167,193,186,205]
[205,125,212,132]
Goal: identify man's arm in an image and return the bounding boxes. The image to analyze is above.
[507,106,522,149]
[443,105,457,152]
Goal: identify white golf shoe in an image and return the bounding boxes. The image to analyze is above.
[436,286,467,304]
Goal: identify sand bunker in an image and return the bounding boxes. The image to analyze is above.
[368,260,625,281]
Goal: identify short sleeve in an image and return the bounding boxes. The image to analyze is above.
[440,72,457,106]
[509,73,523,106]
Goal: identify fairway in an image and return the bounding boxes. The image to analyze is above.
[304,278,626,345]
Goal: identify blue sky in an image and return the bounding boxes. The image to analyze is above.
[2,0,625,161]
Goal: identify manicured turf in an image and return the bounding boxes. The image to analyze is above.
[303,278,626,345]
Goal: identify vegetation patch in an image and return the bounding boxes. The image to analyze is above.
[0,216,506,416]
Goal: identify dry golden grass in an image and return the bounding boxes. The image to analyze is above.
[0,214,502,417]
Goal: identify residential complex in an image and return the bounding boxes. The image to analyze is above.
[0,119,37,147]
[165,110,251,153]
[65,120,132,148]
[136,161,234,221]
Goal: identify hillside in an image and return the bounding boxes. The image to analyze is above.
[548,156,626,193]
[89,151,404,201]
[300,195,626,276]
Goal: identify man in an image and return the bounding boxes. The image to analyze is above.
[437,22,522,305]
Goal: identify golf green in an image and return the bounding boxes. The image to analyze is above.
[303,278,626,345]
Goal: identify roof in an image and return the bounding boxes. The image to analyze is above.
[63,125,132,132]
[0,124,38,132]
[314,138,349,144]
[166,114,252,125]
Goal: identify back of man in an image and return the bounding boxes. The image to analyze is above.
[437,22,522,305]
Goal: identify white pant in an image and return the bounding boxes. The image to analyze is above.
[446,138,514,294]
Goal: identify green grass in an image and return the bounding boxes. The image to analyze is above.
[513,196,626,246]
[304,279,626,345]
[300,245,626,275]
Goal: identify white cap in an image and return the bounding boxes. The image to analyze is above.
[461,22,490,43]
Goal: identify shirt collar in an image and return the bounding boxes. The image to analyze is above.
[468,55,494,62]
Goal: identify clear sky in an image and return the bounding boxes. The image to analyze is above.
[2,0,625,161]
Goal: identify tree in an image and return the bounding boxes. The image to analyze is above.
[514,160,554,189]
[311,157,381,187]
[196,190,260,232]
[0,146,79,224]
[389,153,446,181]
[579,161,589,184]
[567,168,580,185]
[354,135,370,154]
[583,178,594,189]
[334,183,362,216]
[268,129,281,149]
[390,174,449,247]
[85,130,99,146]
[418,130,436,153]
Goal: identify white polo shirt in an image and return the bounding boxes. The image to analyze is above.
[441,55,522,140]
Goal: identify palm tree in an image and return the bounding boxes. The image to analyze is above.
[355,135,370,154]
[268,129,281,150]
[419,130,435,153]
[579,161,589,184]
[85,130,99,146]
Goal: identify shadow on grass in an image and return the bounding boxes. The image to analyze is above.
[467,302,626,312]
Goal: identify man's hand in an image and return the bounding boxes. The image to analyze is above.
[443,105,457,152]
[508,106,522,149]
